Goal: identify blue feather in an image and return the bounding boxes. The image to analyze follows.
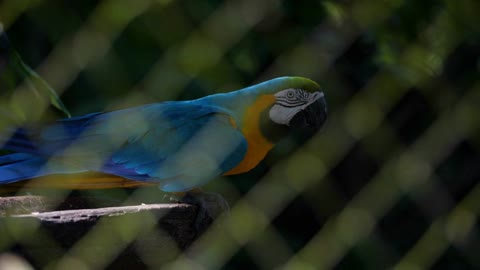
[0,153,33,165]
[0,155,46,183]
[1,128,37,153]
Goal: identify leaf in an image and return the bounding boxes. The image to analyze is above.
[0,27,71,118]
[11,50,71,118]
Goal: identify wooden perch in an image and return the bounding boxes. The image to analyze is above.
[0,195,225,269]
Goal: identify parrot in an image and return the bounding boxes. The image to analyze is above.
[0,77,327,193]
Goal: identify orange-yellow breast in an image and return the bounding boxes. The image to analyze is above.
[224,94,275,175]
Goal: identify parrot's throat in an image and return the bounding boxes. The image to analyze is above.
[224,95,275,175]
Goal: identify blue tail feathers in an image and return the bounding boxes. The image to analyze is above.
[1,128,37,153]
[0,153,46,183]
[0,113,104,184]
[0,128,44,183]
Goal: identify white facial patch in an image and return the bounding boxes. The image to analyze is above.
[269,89,323,126]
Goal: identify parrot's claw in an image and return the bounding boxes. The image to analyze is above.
[163,191,230,237]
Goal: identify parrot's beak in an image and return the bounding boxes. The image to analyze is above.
[289,92,327,130]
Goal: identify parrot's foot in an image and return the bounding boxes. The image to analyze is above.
[163,191,230,236]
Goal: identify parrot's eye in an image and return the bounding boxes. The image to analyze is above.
[286,91,295,100]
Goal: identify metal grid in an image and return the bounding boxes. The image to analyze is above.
[1,0,479,269]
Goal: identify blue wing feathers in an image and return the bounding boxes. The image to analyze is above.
[101,160,151,181]
[41,112,103,140]
[0,100,247,189]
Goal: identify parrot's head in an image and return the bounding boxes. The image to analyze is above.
[269,88,327,130]
[260,84,327,143]
[212,76,327,143]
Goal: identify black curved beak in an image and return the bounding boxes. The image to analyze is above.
[289,92,327,131]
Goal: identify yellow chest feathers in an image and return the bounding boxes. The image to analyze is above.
[224,95,275,175]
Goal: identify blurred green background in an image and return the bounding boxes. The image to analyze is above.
[1,0,480,269]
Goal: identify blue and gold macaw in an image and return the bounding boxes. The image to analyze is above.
[0,77,327,192]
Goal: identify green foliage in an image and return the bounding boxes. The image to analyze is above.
[0,26,70,121]
[10,49,71,117]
